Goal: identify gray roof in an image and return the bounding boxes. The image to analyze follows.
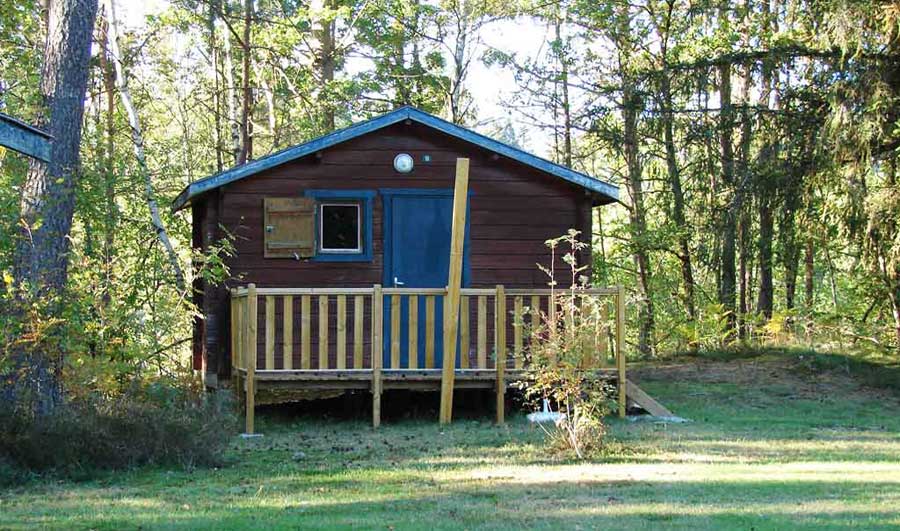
[172,106,618,211]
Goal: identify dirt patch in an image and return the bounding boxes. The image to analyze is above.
[629,356,900,405]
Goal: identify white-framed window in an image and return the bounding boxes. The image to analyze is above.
[319,202,362,253]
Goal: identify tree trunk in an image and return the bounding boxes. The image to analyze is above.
[238,0,253,163]
[220,10,241,164]
[660,61,695,321]
[99,13,118,307]
[312,0,336,131]
[208,0,224,173]
[12,0,99,409]
[756,194,774,318]
[106,0,186,293]
[718,56,737,337]
[619,23,654,355]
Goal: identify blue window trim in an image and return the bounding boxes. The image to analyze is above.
[379,188,471,287]
[304,189,375,262]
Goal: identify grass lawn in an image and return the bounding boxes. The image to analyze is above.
[2,354,899,530]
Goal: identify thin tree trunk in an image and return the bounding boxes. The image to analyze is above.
[221,11,240,164]
[312,0,336,131]
[208,0,223,173]
[99,14,118,307]
[659,54,695,321]
[718,58,737,337]
[106,0,185,293]
[618,6,654,355]
[554,18,572,168]
[238,0,253,163]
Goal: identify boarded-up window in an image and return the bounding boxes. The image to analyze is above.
[264,197,316,258]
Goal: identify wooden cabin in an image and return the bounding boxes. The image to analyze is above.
[174,106,625,429]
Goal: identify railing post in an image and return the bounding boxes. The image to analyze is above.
[494,285,506,425]
[371,284,383,428]
[245,283,258,434]
[615,285,626,418]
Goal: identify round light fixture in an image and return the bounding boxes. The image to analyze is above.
[393,153,414,173]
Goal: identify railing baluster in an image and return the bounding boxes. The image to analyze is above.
[408,295,418,369]
[459,295,469,369]
[530,295,541,364]
[245,284,258,434]
[425,295,435,369]
[513,296,523,369]
[283,295,293,370]
[372,285,383,428]
[265,296,275,370]
[337,295,347,370]
[390,295,401,369]
[319,295,329,369]
[477,295,487,369]
[354,295,364,369]
[301,295,311,369]
[495,285,506,424]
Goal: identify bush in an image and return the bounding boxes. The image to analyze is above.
[0,382,238,484]
[520,230,616,459]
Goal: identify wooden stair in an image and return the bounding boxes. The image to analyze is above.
[624,379,673,417]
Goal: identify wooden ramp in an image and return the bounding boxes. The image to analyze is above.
[625,379,673,417]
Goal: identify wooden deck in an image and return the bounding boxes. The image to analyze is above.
[230,284,626,432]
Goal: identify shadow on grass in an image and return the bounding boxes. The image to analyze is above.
[11,475,900,530]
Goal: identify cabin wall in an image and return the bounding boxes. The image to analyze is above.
[195,122,595,380]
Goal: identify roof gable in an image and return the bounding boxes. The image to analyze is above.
[172,106,618,211]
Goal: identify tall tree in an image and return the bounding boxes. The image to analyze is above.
[12,0,99,405]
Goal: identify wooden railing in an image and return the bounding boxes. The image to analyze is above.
[230,283,627,432]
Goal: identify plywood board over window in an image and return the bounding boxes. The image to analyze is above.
[264,197,316,258]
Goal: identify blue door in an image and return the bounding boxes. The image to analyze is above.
[382,189,469,369]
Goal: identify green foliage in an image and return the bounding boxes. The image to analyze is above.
[0,382,237,484]
[520,231,614,459]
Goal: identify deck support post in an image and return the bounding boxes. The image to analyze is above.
[440,158,470,424]
[245,284,258,434]
[494,285,506,424]
[615,285,626,418]
[372,284,383,428]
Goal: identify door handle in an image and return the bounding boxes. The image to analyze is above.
[394,277,405,287]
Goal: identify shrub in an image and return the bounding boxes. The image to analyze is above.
[519,230,616,459]
[0,382,238,484]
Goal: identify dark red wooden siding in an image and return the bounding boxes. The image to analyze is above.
[196,121,595,380]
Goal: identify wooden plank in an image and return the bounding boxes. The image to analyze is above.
[265,296,275,370]
[245,284,258,435]
[372,285,383,428]
[616,285,627,418]
[319,295,329,369]
[477,295,487,369]
[408,295,418,369]
[440,157,470,424]
[598,302,609,367]
[495,285,506,424]
[530,295,541,362]
[0,112,51,162]
[391,294,401,369]
[230,295,239,371]
[245,287,375,296]
[383,287,446,296]
[513,296,523,369]
[336,295,347,370]
[301,295,311,369]
[354,295,364,369]
[625,380,673,417]
[283,296,293,370]
[425,295,435,369]
[459,296,469,369]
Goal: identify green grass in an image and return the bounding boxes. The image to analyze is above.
[2,356,900,530]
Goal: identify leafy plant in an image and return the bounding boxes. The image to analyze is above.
[518,230,615,459]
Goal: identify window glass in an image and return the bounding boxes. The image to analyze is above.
[320,203,360,252]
